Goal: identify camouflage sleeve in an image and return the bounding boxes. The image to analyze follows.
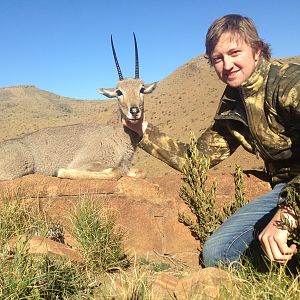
[138,121,240,172]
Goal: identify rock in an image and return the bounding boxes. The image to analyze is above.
[8,235,84,263]
[0,171,271,270]
[153,267,235,299]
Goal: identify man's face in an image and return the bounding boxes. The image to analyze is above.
[211,32,261,87]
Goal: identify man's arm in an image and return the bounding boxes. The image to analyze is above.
[123,115,240,172]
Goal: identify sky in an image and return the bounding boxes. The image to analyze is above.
[0,0,299,100]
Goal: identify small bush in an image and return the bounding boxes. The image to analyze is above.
[0,243,91,299]
[0,189,51,246]
[0,192,92,299]
[220,165,248,223]
[178,132,218,246]
[71,197,130,272]
[178,132,249,249]
[280,188,300,252]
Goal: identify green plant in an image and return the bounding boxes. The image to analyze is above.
[0,241,91,299]
[221,261,300,300]
[178,132,218,246]
[0,189,66,248]
[280,188,300,251]
[71,197,130,272]
[178,132,249,249]
[220,165,248,223]
[0,189,49,246]
[139,258,171,273]
[0,192,92,299]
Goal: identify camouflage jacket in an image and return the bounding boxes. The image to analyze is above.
[139,58,300,206]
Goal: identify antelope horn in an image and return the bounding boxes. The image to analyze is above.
[111,35,123,81]
[133,32,139,79]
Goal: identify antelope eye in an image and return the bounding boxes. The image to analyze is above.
[116,89,123,96]
[140,87,145,93]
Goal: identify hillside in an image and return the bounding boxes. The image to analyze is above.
[0,85,117,141]
[0,55,299,177]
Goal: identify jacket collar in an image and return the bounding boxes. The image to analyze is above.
[240,57,271,98]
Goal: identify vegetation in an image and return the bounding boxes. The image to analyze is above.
[0,191,92,298]
[70,197,130,272]
[178,132,249,248]
[178,132,300,255]
[222,262,300,300]
[0,246,90,299]
[280,188,300,252]
[0,189,45,246]
[0,192,130,298]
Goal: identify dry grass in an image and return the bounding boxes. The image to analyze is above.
[0,188,299,299]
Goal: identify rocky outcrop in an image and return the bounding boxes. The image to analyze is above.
[0,171,270,267]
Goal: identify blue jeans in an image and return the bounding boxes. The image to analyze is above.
[202,183,286,267]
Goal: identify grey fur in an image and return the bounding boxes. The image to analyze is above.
[0,124,140,180]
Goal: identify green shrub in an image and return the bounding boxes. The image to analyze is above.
[178,132,249,249]
[0,243,90,299]
[0,192,92,299]
[0,190,65,246]
[0,190,41,245]
[280,188,300,252]
[178,132,218,245]
[71,197,130,272]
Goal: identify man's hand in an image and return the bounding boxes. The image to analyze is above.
[258,207,297,263]
[121,114,148,138]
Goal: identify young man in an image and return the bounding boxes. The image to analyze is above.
[123,14,299,267]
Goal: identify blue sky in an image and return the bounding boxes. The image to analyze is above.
[0,0,299,100]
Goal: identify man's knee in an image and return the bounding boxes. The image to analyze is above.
[202,238,223,267]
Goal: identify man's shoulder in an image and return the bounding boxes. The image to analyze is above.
[267,60,300,87]
[269,60,300,75]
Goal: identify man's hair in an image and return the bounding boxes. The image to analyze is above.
[205,14,271,63]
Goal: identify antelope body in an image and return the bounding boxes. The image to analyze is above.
[0,34,156,180]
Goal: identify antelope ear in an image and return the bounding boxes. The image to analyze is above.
[97,88,117,98]
[143,82,158,94]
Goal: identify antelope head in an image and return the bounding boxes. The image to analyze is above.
[97,33,157,121]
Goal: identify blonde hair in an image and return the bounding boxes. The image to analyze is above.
[205,14,271,63]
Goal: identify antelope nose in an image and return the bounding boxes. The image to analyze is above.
[130,106,140,116]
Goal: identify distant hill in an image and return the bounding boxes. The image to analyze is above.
[1,55,299,177]
[0,85,118,141]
